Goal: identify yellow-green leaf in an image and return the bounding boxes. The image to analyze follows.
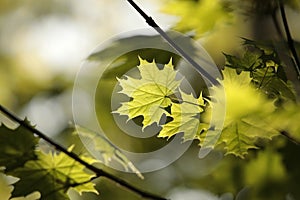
[9,149,98,199]
[114,57,181,129]
[207,68,278,158]
[158,90,206,141]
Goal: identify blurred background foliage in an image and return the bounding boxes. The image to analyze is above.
[0,0,300,199]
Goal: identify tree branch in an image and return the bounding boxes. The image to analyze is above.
[126,0,220,86]
[278,0,300,77]
[0,105,168,200]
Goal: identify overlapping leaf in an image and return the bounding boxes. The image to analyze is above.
[115,57,208,142]
[0,122,99,199]
[208,68,278,158]
[224,38,297,102]
[158,90,206,141]
[9,148,98,199]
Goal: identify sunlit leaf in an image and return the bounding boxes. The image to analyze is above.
[158,90,207,141]
[114,57,181,129]
[208,68,278,158]
[224,39,297,102]
[9,148,98,199]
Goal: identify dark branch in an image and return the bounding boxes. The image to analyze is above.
[126,0,220,86]
[278,0,300,77]
[0,105,168,200]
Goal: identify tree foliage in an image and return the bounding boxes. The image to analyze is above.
[0,0,300,199]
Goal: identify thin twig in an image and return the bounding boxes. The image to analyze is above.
[278,0,300,77]
[0,105,168,200]
[126,0,220,86]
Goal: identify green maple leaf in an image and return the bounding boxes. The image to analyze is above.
[220,118,276,158]
[206,68,278,158]
[0,122,38,172]
[158,90,206,141]
[114,57,181,129]
[9,147,98,199]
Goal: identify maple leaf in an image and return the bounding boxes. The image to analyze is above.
[9,148,98,199]
[206,68,278,158]
[158,90,206,141]
[114,57,181,129]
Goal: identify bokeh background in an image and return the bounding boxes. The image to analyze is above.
[0,0,300,199]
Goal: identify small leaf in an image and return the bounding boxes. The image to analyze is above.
[158,90,206,141]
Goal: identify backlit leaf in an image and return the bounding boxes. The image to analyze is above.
[207,68,278,158]
[9,149,98,199]
[114,57,181,129]
[158,90,207,141]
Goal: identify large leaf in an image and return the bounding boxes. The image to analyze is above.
[207,68,278,158]
[9,148,98,199]
[114,57,181,129]
[0,122,38,171]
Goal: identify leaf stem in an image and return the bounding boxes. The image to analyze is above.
[166,95,203,107]
[0,105,168,200]
[278,0,300,78]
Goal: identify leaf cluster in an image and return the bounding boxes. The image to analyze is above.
[224,39,297,104]
[0,121,98,200]
[0,120,143,199]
